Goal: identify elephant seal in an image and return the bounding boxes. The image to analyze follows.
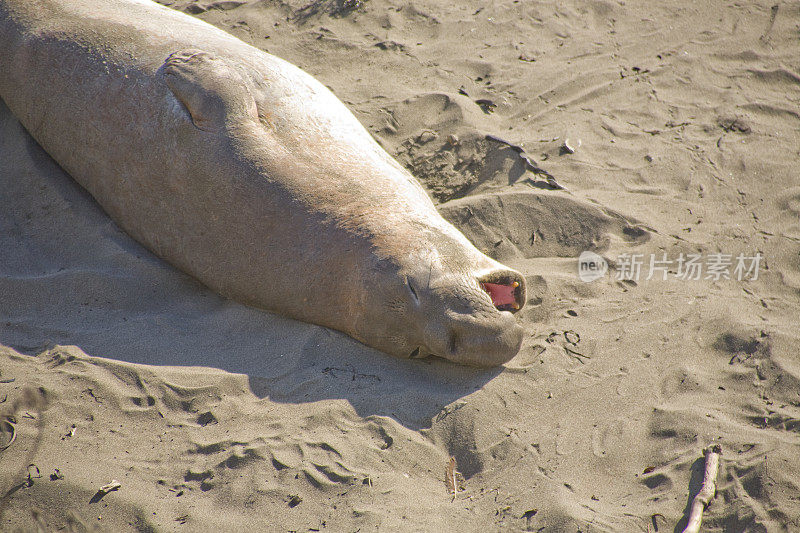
[0,0,526,366]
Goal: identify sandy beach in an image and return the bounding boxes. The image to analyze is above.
[1,0,799,531]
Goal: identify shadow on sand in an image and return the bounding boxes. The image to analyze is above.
[0,98,500,432]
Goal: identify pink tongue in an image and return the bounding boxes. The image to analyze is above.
[481,282,517,308]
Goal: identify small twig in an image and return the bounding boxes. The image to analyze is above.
[682,444,722,533]
[446,457,458,498]
[0,419,16,452]
[26,464,41,487]
[0,387,48,521]
[99,480,122,494]
[90,480,121,504]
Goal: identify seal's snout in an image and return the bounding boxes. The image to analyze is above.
[447,268,526,366]
[478,269,526,313]
[417,267,527,366]
[445,312,524,367]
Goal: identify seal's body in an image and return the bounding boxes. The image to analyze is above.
[0,0,526,365]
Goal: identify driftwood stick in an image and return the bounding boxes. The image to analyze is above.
[0,419,16,452]
[682,444,722,533]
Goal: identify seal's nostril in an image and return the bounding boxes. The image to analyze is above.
[409,346,421,358]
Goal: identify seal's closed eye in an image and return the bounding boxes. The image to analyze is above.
[162,48,258,132]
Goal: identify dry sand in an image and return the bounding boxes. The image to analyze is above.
[2,0,799,531]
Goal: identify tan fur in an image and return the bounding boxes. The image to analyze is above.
[0,0,526,365]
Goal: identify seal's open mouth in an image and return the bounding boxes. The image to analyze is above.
[479,271,526,313]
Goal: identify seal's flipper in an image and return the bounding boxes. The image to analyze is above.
[163,49,258,132]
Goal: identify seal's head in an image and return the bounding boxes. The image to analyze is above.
[350,230,526,367]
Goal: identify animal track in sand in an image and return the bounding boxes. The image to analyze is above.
[216,447,264,469]
[45,350,77,368]
[184,468,215,491]
[640,472,673,491]
[304,462,357,487]
[129,395,156,407]
[189,440,248,455]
